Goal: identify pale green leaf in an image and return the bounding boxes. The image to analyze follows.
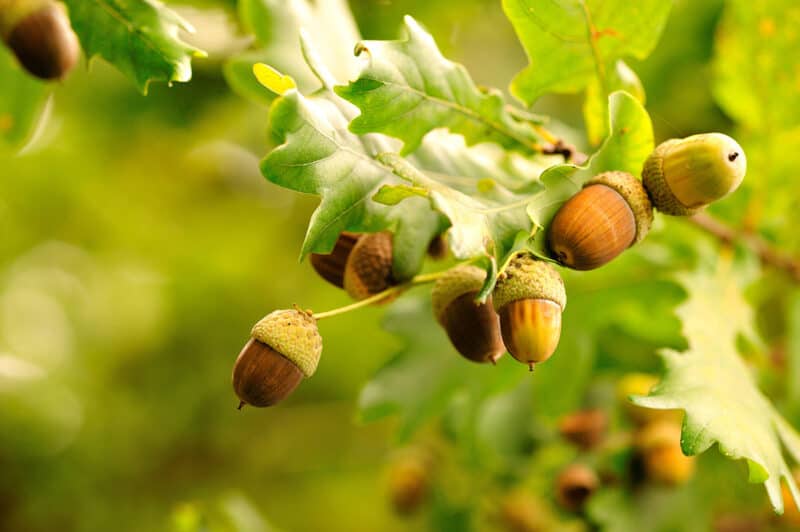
[583,60,645,146]
[63,0,205,94]
[632,265,800,513]
[335,16,545,155]
[0,47,49,149]
[503,0,670,105]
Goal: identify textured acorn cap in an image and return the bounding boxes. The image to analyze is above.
[431,265,486,322]
[586,171,653,244]
[493,255,566,312]
[251,309,322,377]
[643,133,746,216]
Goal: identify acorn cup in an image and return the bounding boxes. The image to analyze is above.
[634,420,695,486]
[309,231,360,288]
[492,255,566,370]
[431,265,505,364]
[343,231,397,301]
[555,463,599,512]
[0,0,80,80]
[548,171,653,271]
[642,133,747,216]
[232,308,322,408]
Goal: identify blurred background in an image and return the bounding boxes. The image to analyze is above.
[1,0,798,530]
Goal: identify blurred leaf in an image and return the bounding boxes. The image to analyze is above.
[633,263,800,513]
[713,0,800,131]
[358,294,525,442]
[588,487,710,532]
[502,0,670,105]
[63,0,206,93]
[225,0,360,104]
[788,291,800,414]
[335,16,544,155]
[526,91,653,259]
[0,48,49,149]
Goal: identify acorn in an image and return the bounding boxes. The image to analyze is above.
[492,255,566,370]
[426,234,448,260]
[343,231,396,300]
[0,0,80,80]
[232,308,322,408]
[309,231,360,288]
[642,133,746,216]
[635,420,695,486]
[555,463,599,512]
[431,265,505,364]
[558,409,608,450]
[387,449,432,516]
[548,171,653,270]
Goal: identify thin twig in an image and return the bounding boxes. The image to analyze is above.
[689,212,800,282]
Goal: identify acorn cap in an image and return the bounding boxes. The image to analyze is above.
[251,309,322,377]
[493,255,566,312]
[431,265,486,322]
[643,133,746,216]
[586,171,653,244]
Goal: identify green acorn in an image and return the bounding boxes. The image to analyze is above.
[431,265,505,364]
[548,171,653,270]
[232,308,322,408]
[0,0,80,80]
[642,133,746,216]
[493,255,566,370]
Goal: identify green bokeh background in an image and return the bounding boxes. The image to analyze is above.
[2,0,798,531]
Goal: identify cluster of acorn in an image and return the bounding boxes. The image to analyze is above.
[233,132,747,408]
[0,0,80,80]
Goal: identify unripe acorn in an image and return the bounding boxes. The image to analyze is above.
[232,308,322,408]
[431,265,505,364]
[309,231,360,288]
[642,133,746,216]
[558,408,608,450]
[343,231,396,300]
[635,420,695,486]
[548,171,653,270]
[0,0,80,80]
[493,255,566,370]
[555,463,599,512]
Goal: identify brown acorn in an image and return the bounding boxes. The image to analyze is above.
[555,463,599,512]
[635,420,695,486]
[232,308,322,408]
[343,231,396,300]
[558,409,608,450]
[309,231,360,288]
[431,265,505,364]
[492,255,566,370]
[548,171,653,271]
[387,449,432,516]
[1,0,80,80]
[426,234,448,260]
[642,133,746,216]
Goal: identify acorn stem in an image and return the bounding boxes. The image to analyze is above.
[237,401,245,410]
[312,269,453,320]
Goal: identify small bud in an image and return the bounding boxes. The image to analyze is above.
[548,171,653,271]
[558,409,608,450]
[232,309,322,408]
[309,231,360,288]
[492,255,566,369]
[2,1,80,80]
[555,464,599,512]
[642,133,746,216]
[431,265,504,363]
[343,231,396,301]
[635,420,695,486]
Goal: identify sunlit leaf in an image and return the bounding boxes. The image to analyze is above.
[0,48,49,149]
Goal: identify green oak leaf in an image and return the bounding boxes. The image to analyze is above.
[503,0,670,105]
[225,0,360,104]
[261,88,442,280]
[63,0,206,94]
[335,16,545,155]
[583,60,645,146]
[526,91,653,259]
[358,293,525,442]
[0,47,49,149]
[713,0,800,131]
[632,264,800,513]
